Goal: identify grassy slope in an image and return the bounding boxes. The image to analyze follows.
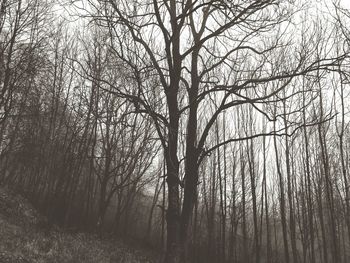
[0,186,157,263]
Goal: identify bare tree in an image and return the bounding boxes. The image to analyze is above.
[80,0,346,261]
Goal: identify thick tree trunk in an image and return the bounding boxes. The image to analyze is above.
[180,161,198,261]
[164,163,181,263]
[164,92,181,263]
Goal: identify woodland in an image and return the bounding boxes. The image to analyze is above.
[1,0,350,263]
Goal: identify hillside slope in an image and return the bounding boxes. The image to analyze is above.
[0,186,156,263]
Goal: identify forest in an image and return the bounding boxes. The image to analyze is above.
[1,0,350,263]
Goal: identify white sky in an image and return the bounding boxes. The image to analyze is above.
[340,0,350,8]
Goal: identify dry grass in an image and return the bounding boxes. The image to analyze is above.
[0,186,156,263]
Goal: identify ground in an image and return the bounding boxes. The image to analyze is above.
[0,186,157,263]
